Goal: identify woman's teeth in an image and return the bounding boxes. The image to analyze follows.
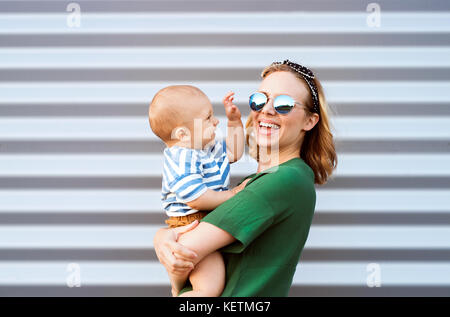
[259,122,280,129]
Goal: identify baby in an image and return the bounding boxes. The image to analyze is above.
[148,85,245,297]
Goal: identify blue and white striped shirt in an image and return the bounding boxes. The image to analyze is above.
[162,139,230,217]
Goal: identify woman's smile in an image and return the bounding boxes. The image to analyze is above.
[256,118,281,138]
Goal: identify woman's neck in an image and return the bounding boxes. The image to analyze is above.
[257,144,301,173]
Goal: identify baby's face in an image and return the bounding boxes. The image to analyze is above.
[180,95,219,149]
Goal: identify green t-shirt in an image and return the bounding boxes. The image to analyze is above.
[181,157,316,297]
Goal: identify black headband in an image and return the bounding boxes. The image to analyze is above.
[271,60,320,114]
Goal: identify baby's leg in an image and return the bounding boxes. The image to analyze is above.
[178,251,225,297]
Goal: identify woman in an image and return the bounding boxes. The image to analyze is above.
[154,60,338,296]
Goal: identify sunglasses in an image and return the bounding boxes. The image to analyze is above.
[249,92,305,115]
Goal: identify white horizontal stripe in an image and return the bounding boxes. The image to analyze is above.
[0,225,449,249]
[307,226,450,249]
[0,226,157,248]
[0,154,256,176]
[0,261,449,286]
[0,190,162,212]
[333,154,450,176]
[293,262,450,286]
[0,81,255,103]
[0,262,168,285]
[1,13,450,34]
[0,117,154,140]
[0,116,449,140]
[0,81,450,103]
[1,189,448,213]
[316,190,450,213]
[333,117,450,140]
[0,154,448,177]
[1,47,450,68]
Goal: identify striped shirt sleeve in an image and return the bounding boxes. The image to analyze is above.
[164,147,208,203]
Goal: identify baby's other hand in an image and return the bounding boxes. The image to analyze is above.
[223,91,241,122]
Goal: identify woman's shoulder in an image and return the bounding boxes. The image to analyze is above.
[278,162,315,192]
[285,158,315,182]
[243,159,316,212]
[268,158,314,183]
[247,158,314,191]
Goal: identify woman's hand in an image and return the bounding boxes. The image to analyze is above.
[156,220,237,296]
[153,220,199,275]
[231,178,251,195]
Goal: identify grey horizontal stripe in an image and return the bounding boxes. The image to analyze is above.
[0,177,162,189]
[0,212,167,225]
[0,285,448,297]
[329,103,450,116]
[301,249,450,262]
[1,102,449,117]
[0,285,171,297]
[1,248,450,262]
[1,212,449,226]
[0,68,262,82]
[316,68,450,81]
[312,212,450,225]
[0,248,158,261]
[289,286,450,297]
[0,103,149,117]
[323,177,450,189]
[2,68,450,82]
[1,177,450,189]
[1,0,449,13]
[0,140,166,154]
[1,140,448,154]
[335,140,450,153]
[1,33,449,47]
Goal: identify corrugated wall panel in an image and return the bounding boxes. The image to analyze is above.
[0,0,449,296]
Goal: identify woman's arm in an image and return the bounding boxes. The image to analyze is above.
[177,221,236,265]
[154,220,236,293]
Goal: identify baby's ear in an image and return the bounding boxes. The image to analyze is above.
[171,126,191,142]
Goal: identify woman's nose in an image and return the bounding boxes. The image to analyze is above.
[260,98,276,115]
[213,117,219,126]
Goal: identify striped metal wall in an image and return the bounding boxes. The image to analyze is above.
[1,0,450,296]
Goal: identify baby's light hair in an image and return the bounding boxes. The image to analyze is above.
[149,85,206,143]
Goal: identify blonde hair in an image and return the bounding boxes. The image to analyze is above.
[245,63,338,185]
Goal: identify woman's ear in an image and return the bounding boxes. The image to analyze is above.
[303,113,320,132]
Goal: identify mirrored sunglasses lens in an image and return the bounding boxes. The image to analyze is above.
[249,93,267,111]
[274,95,295,114]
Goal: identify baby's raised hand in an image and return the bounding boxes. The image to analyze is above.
[223,91,241,123]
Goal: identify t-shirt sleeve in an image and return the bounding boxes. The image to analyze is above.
[202,167,307,253]
[164,149,208,203]
[202,189,274,253]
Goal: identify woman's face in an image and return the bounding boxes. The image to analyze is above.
[251,71,319,154]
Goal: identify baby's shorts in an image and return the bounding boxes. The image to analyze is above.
[165,211,209,228]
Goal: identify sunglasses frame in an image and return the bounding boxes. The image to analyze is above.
[249,92,304,115]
